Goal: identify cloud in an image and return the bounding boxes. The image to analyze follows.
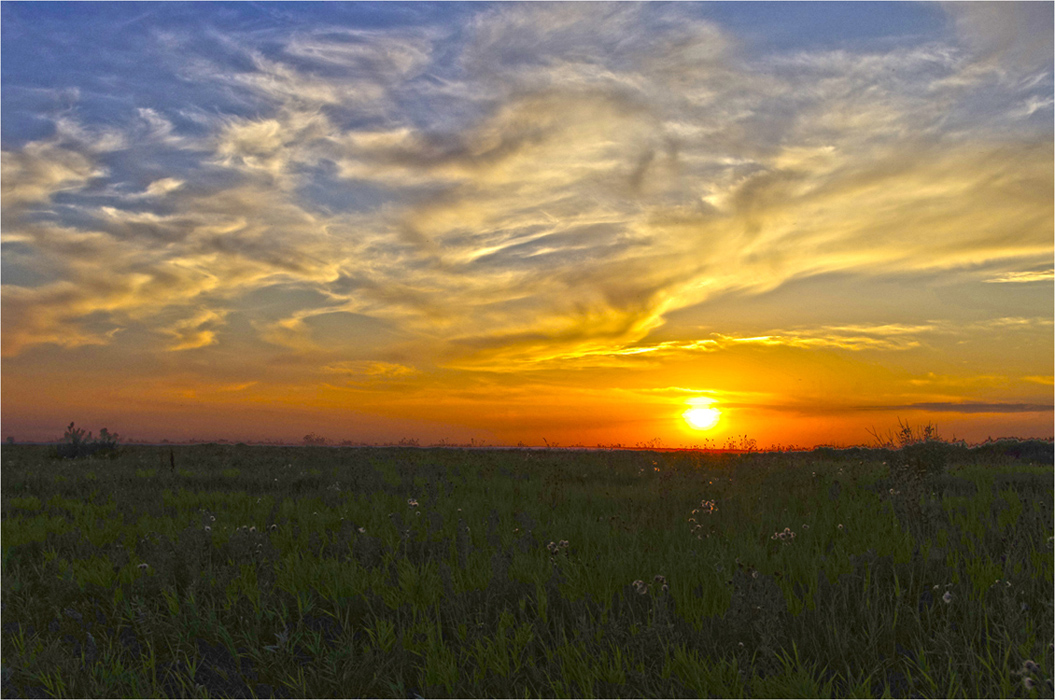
[944,2,1055,72]
[1,140,101,211]
[163,308,228,351]
[984,269,1054,284]
[873,402,1053,414]
[323,360,418,379]
[141,178,185,198]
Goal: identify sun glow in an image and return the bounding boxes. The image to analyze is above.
[683,407,721,431]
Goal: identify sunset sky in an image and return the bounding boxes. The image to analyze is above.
[2,2,1052,448]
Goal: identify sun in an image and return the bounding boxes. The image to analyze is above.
[683,407,721,431]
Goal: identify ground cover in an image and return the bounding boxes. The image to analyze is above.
[1,443,1052,698]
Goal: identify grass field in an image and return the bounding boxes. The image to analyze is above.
[1,442,1052,698]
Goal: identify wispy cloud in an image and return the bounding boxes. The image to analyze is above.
[984,269,1054,284]
[163,308,228,351]
[324,360,418,379]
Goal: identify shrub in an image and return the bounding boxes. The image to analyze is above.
[870,419,954,485]
[53,422,120,460]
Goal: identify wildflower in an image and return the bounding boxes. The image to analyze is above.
[358,527,366,534]
[1024,660,1039,674]
[942,591,953,604]
[205,526,211,532]
[654,574,666,585]
[751,570,759,579]
[1024,678,1036,691]
[661,584,669,593]
[137,563,149,571]
[249,526,256,532]
[408,499,419,507]
[837,524,844,531]
[559,540,569,549]
[210,515,216,522]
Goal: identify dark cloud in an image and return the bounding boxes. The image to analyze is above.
[887,402,1053,414]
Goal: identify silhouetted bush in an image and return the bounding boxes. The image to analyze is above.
[870,420,957,484]
[53,422,120,460]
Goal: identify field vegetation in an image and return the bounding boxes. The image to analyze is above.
[1,434,1052,697]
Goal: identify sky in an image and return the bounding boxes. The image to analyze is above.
[2,1,1052,448]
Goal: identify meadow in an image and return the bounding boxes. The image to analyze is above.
[1,440,1052,698]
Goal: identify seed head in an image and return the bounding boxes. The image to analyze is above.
[137,563,149,571]
[942,591,953,604]
[1024,660,1039,674]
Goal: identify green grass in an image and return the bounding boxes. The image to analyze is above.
[1,444,1052,698]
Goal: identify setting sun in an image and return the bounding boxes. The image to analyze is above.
[683,407,722,431]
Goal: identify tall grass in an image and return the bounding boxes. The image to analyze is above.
[1,443,1052,697]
